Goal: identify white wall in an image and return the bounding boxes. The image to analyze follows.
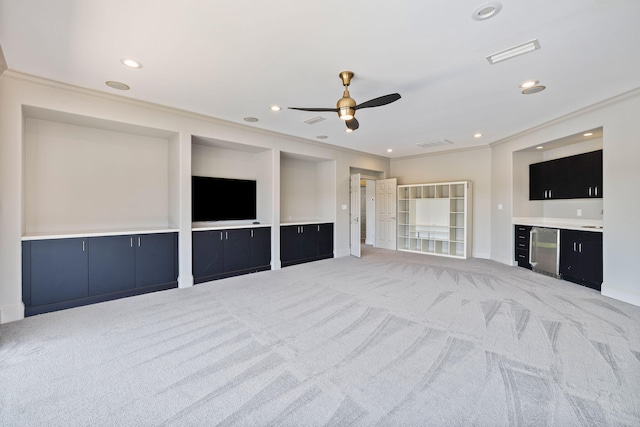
[0,72,390,323]
[491,89,640,307]
[24,118,171,234]
[390,146,492,259]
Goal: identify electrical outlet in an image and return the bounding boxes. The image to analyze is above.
[577,209,582,216]
[341,204,347,210]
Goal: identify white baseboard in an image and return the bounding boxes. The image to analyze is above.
[335,248,350,258]
[472,251,491,260]
[492,254,516,267]
[178,275,194,289]
[1,303,25,324]
[601,283,640,308]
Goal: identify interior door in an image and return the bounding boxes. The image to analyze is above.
[350,173,361,257]
[376,178,397,250]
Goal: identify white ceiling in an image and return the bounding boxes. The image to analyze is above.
[1,0,639,158]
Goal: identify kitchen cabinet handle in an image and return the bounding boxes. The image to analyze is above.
[82,240,85,252]
[595,186,599,197]
[225,231,228,240]
[130,237,133,248]
[549,190,552,198]
[589,187,592,197]
[138,237,141,247]
[220,232,223,241]
[579,243,583,253]
[251,229,254,238]
[573,242,577,252]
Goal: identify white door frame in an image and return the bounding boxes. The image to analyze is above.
[350,173,361,257]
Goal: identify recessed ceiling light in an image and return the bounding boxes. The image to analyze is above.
[474,133,483,138]
[387,149,393,153]
[270,105,281,112]
[243,117,259,122]
[487,39,541,64]
[472,2,502,21]
[105,81,130,90]
[583,132,593,137]
[316,135,328,139]
[520,80,539,89]
[120,58,142,68]
[536,146,544,150]
[521,85,546,95]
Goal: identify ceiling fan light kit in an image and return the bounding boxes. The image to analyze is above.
[289,70,401,131]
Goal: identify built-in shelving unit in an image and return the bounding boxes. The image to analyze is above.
[397,181,472,259]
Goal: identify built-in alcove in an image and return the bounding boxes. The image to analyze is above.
[512,127,604,221]
[22,106,179,236]
[280,152,335,223]
[191,136,273,227]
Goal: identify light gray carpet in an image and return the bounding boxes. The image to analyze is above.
[1,246,639,426]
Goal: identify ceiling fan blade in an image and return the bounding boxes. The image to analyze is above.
[346,117,359,131]
[354,93,401,110]
[288,107,339,112]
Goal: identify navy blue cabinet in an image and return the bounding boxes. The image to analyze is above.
[89,235,136,296]
[250,227,271,268]
[27,238,89,306]
[514,225,532,269]
[560,229,603,291]
[280,223,333,267]
[530,150,603,200]
[193,227,271,284]
[135,233,178,288]
[23,232,178,316]
[193,230,225,280]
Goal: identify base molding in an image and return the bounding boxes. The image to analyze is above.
[0,303,25,324]
[601,282,640,307]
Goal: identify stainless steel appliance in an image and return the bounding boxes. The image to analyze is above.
[529,227,560,278]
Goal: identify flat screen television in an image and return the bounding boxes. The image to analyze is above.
[192,176,257,221]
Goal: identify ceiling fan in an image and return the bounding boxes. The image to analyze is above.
[288,71,401,131]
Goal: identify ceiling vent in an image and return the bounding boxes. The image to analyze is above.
[416,139,453,148]
[304,116,326,125]
[486,39,541,64]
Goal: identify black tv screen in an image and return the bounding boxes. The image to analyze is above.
[192,176,257,221]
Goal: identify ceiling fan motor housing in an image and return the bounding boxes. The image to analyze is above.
[337,91,356,120]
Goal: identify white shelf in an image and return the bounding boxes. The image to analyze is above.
[397,181,472,259]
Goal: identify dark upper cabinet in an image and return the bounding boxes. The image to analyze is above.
[135,233,178,288]
[88,235,136,296]
[280,223,334,267]
[28,238,89,306]
[529,150,602,200]
[560,229,603,290]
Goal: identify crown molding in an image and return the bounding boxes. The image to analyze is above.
[1,70,390,162]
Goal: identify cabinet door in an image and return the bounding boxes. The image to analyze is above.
[560,230,580,279]
[583,150,603,198]
[280,226,300,264]
[224,229,251,273]
[193,230,224,279]
[514,225,532,268]
[250,227,271,268]
[546,157,573,199]
[529,161,550,200]
[135,233,177,288]
[30,238,88,306]
[318,223,334,257]
[88,235,136,296]
[300,225,320,260]
[579,232,603,289]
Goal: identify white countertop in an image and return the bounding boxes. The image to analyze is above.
[513,217,603,232]
[192,221,271,231]
[280,219,334,226]
[22,227,180,241]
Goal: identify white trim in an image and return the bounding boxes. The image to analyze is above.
[178,275,194,289]
[601,283,640,308]
[1,303,25,324]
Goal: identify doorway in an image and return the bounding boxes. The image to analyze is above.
[349,168,391,256]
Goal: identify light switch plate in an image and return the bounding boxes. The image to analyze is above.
[341,204,347,210]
